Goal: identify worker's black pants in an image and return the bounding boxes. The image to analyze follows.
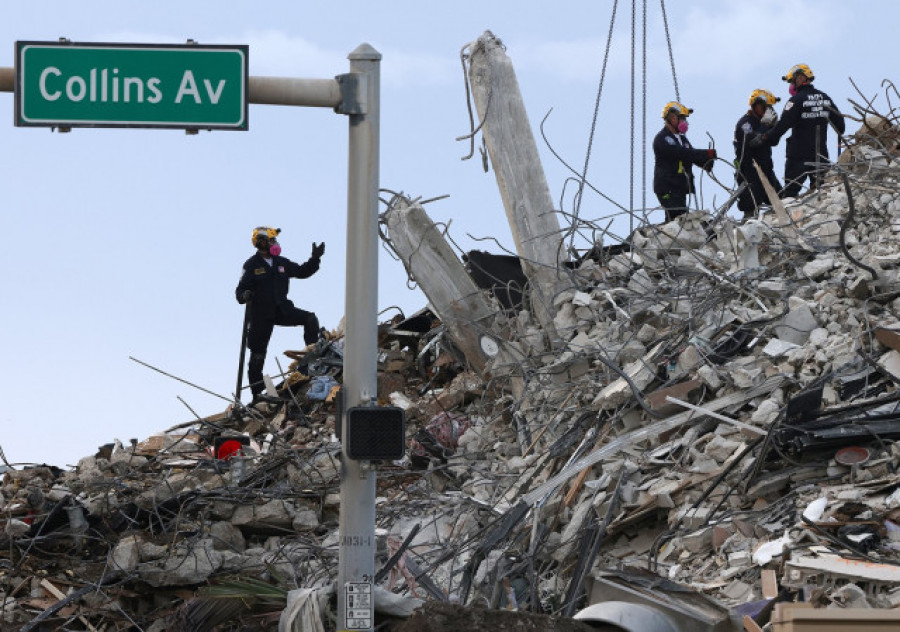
[658,192,688,222]
[781,156,826,198]
[247,307,319,396]
[736,166,783,219]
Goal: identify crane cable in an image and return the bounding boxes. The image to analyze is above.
[641,0,648,224]
[660,0,680,103]
[574,0,680,248]
[630,0,636,235]
[569,0,619,252]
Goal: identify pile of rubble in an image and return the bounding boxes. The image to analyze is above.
[375,112,900,628]
[5,46,900,631]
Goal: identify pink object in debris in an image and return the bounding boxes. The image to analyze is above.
[386,535,420,597]
[410,411,471,463]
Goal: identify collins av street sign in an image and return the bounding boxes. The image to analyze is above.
[15,41,249,130]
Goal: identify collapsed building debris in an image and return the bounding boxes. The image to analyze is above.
[4,34,900,632]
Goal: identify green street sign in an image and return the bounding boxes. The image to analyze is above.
[15,41,249,130]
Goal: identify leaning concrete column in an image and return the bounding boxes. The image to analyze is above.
[383,196,519,375]
[466,31,569,346]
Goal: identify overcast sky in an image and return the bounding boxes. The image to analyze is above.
[1,0,895,468]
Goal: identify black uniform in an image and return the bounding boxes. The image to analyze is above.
[765,83,845,197]
[653,127,713,221]
[235,252,321,397]
[733,110,782,218]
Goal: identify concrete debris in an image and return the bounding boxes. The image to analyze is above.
[4,59,900,632]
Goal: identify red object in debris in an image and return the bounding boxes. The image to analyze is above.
[216,439,245,460]
[410,411,471,462]
[835,446,870,466]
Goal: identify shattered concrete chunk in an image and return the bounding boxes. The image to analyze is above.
[775,299,819,345]
[591,343,663,410]
[141,540,224,586]
[231,499,294,532]
[210,521,246,552]
[803,256,836,280]
[110,534,141,572]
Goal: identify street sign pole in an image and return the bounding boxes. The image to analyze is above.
[338,43,381,632]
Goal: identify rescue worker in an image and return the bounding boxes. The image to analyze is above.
[653,101,717,222]
[753,64,845,198]
[734,89,783,219]
[235,227,325,402]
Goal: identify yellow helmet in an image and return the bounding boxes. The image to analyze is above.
[252,226,281,249]
[749,89,780,107]
[662,101,692,119]
[783,63,814,83]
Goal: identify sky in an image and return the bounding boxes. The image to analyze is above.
[1,0,896,468]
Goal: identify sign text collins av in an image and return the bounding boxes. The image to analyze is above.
[15,41,248,130]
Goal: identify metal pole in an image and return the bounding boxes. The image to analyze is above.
[0,67,341,108]
[234,298,252,404]
[338,43,380,632]
[0,67,13,92]
[248,76,340,107]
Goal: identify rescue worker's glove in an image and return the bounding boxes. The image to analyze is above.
[748,134,765,148]
[311,242,325,259]
[703,148,716,172]
[239,290,253,304]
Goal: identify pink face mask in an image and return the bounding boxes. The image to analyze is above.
[269,243,282,257]
[789,84,798,96]
[677,120,689,134]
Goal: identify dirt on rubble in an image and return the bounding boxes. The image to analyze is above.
[387,601,604,632]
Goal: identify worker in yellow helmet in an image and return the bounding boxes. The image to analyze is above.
[752,64,845,197]
[733,89,783,219]
[653,101,717,222]
[235,227,325,404]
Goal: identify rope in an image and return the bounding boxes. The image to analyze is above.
[573,0,681,246]
[570,0,619,251]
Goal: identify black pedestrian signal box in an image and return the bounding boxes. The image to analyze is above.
[345,406,406,461]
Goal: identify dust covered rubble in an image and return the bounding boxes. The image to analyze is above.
[384,113,900,618]
[2,117,900,629]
